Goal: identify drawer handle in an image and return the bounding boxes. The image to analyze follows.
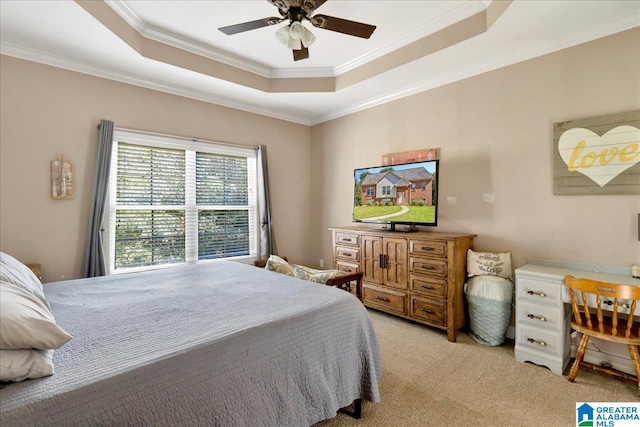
[420,285,434,290]
[342,238,352,242]
[527,314,547,322]
[527,290,547,298]
[342,253,352,257]
[421,265,434,270]
[421,308,433,313]
[421,246,434,251]
[342,268,351,272]
[375,296,390,302]
[527,338,547,347]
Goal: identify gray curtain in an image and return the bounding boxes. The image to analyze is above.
[82,120,114,277]
[257,144,276,258]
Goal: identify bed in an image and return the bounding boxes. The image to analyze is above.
[0,260,382,426]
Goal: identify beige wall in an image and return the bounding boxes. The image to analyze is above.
[0,56,312,282]
[2,28,639,283]
[310,28,640,270]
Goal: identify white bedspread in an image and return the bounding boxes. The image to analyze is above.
[0,261,381,426]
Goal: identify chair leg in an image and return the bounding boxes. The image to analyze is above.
[628,344,640,389]
[568,333,589,382]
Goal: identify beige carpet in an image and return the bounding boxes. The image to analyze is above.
[318,309,638,427]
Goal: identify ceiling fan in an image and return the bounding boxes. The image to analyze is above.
[218,0,376,61]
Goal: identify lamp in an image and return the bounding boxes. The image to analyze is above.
[275,21,316,50]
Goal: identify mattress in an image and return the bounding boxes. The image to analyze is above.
[0,261,381,426]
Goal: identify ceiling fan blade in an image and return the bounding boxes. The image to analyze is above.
[313,0,328,9]
[311,14,376,39]
[293,46,309,61]
[302,0,327,10]
[219,17,283,35]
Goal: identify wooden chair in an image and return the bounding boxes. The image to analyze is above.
[565,275,640,389]
[254,257,363,299]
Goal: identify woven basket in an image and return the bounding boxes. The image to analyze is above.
[466,294,512,346]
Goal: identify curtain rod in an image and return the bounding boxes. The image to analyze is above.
[98,123,258,150]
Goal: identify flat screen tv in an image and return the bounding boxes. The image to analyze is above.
[352,159,438,231]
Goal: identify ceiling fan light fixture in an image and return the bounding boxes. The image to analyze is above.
[275,21,315,50]
[275,25,290,45]
[289,21,305,40]
[287,37,302,50]
[301,27,316,47]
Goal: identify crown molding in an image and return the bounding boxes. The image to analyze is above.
[2,10,636,127]
[310,14,640,125]
[0,42,311,126]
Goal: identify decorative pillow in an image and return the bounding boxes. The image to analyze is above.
[0,251,48,308]
[467,249,513,279]
[264,255,294,276]
[292,264,345,284]
[0,282,72,350]
[0,349,54,382]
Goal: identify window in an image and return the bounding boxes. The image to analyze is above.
[366,188,374,196]
[106,130,257,274]
[382,185,391,195]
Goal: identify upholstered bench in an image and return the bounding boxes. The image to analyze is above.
[255,255,363,300]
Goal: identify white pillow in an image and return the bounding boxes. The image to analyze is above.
[0,349,54,382]
[467,249,513,279]
[0,282,72,350]
[0,251,48,308]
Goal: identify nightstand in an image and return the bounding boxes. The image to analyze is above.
[26,263,42,281]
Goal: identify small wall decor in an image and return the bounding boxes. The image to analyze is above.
[51,155,74,199]
[382,148,438,166]
[553,110,640,195]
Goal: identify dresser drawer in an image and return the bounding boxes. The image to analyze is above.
[516,300,568,332]
[410,295,446,326]
[335,246,360,262]
[335,232,360,247]
[409,240,447,258]
[410,257,447,277]
[516,325,564,356]
[362,284,407,315]
[410,275,447,298]
[335,260,359,274]
[516,277,563,306]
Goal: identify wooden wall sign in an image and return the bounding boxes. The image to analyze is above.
[382,148,438,166]
[553,110,640,195]
[51,156,74,199]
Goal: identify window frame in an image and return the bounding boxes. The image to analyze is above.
[105,130,259,275]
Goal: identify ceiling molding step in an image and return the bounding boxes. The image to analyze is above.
[106,0,489,80]
[77,0,512,94]
[334,0,488,76]
[105,0,274,79]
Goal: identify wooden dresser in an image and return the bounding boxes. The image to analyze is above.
[330,226,476,342]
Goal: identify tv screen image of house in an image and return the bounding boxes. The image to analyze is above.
[353,159,439,227]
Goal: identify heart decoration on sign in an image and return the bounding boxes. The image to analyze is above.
[558,125,640,187]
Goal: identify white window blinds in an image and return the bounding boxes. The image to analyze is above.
[107,131,257,274]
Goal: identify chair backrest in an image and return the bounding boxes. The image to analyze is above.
[565,275,640,340]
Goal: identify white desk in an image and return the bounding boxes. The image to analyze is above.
[514,259,639,376]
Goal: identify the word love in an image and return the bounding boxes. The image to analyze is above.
[558,125,640,187]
